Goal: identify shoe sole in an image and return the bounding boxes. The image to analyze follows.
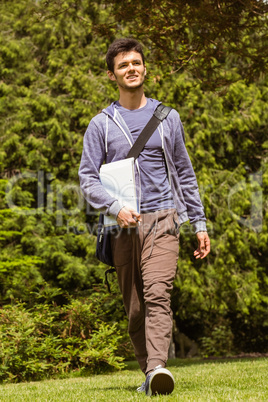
[149,371,175,396]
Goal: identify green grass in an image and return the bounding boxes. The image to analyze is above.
[0,358,267,401]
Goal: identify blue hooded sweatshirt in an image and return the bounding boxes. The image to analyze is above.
[78,99,207,233]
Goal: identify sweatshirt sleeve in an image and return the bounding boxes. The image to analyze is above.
[78,117,123,218]
[172,111,207,232]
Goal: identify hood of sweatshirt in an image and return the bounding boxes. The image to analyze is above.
[102,98,161,119]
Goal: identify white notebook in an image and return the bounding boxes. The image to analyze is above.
[99,157,138,226]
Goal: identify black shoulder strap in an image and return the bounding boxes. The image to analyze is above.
[126,103,172,160]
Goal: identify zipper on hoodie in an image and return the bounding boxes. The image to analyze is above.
[106,109,142,214]
[113,109,133,148]
[158,123,172,186]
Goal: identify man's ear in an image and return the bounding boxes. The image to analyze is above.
[107,70,116,81]
[144,65,147,76]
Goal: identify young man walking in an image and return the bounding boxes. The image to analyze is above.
[79,38,210,396]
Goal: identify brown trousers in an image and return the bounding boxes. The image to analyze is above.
[111,209,180,374]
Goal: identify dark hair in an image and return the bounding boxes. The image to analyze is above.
[106,38,145,72]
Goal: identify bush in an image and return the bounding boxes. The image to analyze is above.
[0,298,126,383]
[200,324,234,357]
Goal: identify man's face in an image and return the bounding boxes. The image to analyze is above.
[107,51,146,91]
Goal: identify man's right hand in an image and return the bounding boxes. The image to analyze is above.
[116,207,142,228]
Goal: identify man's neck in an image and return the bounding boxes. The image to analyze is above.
[118,88,147,110]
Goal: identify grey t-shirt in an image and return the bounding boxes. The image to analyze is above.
[115,99,175,213]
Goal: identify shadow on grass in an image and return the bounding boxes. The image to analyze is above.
[89,385,140,392]
[124,356,268,372]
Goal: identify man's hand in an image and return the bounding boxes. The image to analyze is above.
[116,207,142,228]
[194,231,210,259]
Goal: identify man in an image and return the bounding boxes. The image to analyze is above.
[79,38,210,396]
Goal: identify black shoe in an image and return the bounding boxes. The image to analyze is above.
[145,365,175,396]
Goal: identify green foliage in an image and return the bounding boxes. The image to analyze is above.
[200,324,234,357]
[93,0,268,88]
[79,323,125,373]
[0,0,115,305]
[165,72,268,353]
[0,297,126,383]
[0,0,267,379]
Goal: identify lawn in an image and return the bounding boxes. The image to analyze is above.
[0,358,267,401]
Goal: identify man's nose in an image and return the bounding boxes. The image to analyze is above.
[128,63,135,71]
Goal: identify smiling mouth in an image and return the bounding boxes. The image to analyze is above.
[127,75,138,80]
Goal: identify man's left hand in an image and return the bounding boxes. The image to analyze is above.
[194,231,210,259]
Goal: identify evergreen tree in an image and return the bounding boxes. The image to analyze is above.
[0,0,267,363]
